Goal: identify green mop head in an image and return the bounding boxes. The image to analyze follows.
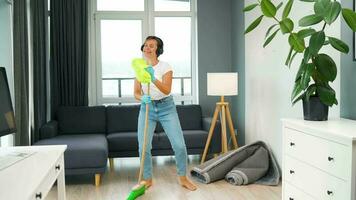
[126,184,146,200]
[131,58,151,84]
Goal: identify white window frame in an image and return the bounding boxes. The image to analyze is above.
[89,0,198,105]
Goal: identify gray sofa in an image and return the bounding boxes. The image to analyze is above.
[35,105,221,186]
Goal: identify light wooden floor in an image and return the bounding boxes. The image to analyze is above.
[47,155,281,200]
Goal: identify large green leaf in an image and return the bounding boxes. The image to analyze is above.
[298,62,309,89]
[292,84,318,105]
[261,0,277,18]
[313,54,337,82]
[305,84,317,101]
[243,3,259,12]
[285,47,294,66]
[301,63,315,89]
[291,80,304,102]
[311,69,323,84]
[280,18,294,34]
[317,85,337,106]
[324,1,341,25]
[276,2,284,11]
[299,14,323,26]
[326,83,338,105]
[245,16,264,34]
[309,31,325,56]
[322,83,338,105]
[283,0,294,19]
[292,92,305,105]
[328,37,349,53]
[314,0,332,17]
[303,47,311,63]
[289,33,305,53]
[297,28,316,39]
[295,60,305,81]
[342,9,356,32]
[288,51,298,68]
[264,29,280,47]
[265,24,278,39]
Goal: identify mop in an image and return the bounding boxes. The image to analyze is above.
[126,58,152,200]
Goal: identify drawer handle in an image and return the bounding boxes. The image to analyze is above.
[289,170,295,174]
[327,190,333,195]
[328,157,334,162]
[55,164,61,171]
[290,142,295,146]
[35,192,42,199]
[289,198,294,200]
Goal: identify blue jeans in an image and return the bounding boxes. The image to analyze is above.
[137,95,187,179]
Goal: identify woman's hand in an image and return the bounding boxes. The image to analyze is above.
[141,94,151,104]
[145,66,156,82]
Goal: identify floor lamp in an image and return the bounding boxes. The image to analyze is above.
[201,73,239,164]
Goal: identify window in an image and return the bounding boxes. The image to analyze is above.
[154,0,190,11]
[97,0,144,11]
[92,0,197,105]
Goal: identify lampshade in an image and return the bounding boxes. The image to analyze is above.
[207,73,238,96]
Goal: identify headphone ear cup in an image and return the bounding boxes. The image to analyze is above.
[140,44,144,52]
[157,48,163,56]
[157,38,163,56]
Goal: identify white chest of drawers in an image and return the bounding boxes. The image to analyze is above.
[0,145,67,200]
[282,118,356,200]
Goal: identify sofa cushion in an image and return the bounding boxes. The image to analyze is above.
[155,130,208,149]
[35,134,108,169]
[107,131,160,151]
[106,105,140,133]
[57,106,106,135]
[154,105,203,132]
[176,105,202,130]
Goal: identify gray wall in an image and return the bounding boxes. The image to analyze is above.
[341,0,356,119]
[197,0,245,145]
[0,0,13,92]
[0,0,14,146]
[197,0,232,117]
[231,0,245,146]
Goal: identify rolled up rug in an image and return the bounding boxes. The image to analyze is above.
[190,141,280,186]
[190,146,258,184]
[225,146,269,185]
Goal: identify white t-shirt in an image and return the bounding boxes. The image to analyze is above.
[141,61,172,100]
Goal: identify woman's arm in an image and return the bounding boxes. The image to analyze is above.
[134,79,142,101]
[153,71,172,95]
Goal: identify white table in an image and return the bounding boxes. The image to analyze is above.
[0,145,67,200]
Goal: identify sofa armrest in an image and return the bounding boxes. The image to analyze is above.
[40,120,58,139]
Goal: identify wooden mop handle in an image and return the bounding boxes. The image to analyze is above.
[138,83,150,183]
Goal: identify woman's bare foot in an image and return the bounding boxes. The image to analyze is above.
[179,176,197,191]
[140,179,153,189]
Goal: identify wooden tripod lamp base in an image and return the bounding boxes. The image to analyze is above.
[201,96,239,164]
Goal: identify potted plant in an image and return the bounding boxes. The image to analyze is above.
[244,0,356,121]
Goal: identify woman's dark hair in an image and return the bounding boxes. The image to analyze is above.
[141,36,164,56]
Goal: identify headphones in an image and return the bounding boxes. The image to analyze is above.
[140,36,164,57]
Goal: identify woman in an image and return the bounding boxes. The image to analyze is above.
[134,36,197,191]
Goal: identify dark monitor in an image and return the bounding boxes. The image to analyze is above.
[0,67,16,137]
